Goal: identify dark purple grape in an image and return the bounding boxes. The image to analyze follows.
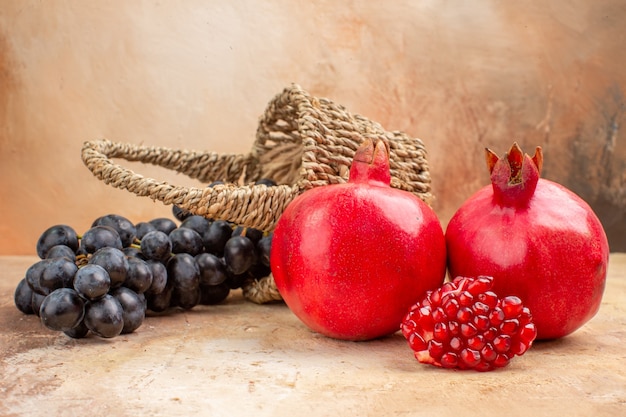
[81,225,123,253]
[25,260,48,295]
[73,264,111,300]
[39,257,78,294]
[110,287,145,334]
[255,178,277,187]
[135,221,157,240]
[256,233,272,267]
[123,246,146,260]
[45,244,76,261]
[149,218,177,235]
[223,235,256,275]
[232,226,263,244]
[63,320,89,339]
[124,257,153,294]
[39,288,85,332]
[225,271,251,289]
[145,260,167,296]
[89,247,129,288]
[172,205,192,222]
[167,253,200,310]
[180,215,211,236]
[140,230,172,262]
[195,253,227,286]
[146,279,174,313]
[93,214,137,247]
[169,227,203,255]
[248,262,271,280]
[84,294,124,338]
[199,282,230,305]
[14,278,35,314]
[31,292,46,317]
[36,225,79,259]
[203,220,233,256]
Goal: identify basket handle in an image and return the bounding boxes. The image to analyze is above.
[81,139,299,231]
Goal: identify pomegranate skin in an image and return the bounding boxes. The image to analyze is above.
[271,141,447,341]
[446,157,609,340]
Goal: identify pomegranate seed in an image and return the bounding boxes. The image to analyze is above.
[401,276,537,371]
[433,322,449,342]
[408,332,427,351]
[456,307,472,323]
[501,296,524,318]
[460,348,481,367]
[428,340,445,360]
[500,319,519,335]
[473,314,490,331]
[440,352,459,368]
[493,335,512,353]
[467,335,486,350]
[461,323,478,338]
[449,336,463,351]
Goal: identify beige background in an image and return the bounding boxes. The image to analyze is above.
[1,0,625,255]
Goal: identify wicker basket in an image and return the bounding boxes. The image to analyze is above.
[81,84,433,303]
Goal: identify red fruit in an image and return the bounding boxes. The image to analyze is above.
[401,276,537,371]
[270,138,447,341]
[445,143,609,340]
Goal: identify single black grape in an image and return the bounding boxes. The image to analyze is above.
[31,292,46,317]
[146,279,174,313]
[169,227,204,256]
[145,260,168,296]
[135,221,157,240]
[223,235,256,275]
[93,214,137,247]
[63,320,89,339]
[73,264,111,300]
[140,230,172,262]
[195,253,228,286]
[172,205,192,222]
[167,253,200,310]
[232,226,264,244]
[123,246,146,260]
[255,178,277,187]
[256,234,272,267]
[39,288,85,332]
[45,244,76,261]
[248,262,272,280]
[180,215,211,236]
[110,287,146,334]
[84,294,124,338]
[39,257,78,294]
[25,260,48,295]
[149,217,177,235]
[36,225,79,259]
[203,220,233,256]
[89,247,129,288]
[199,282,231,305]
[124,257,153,294]
[81,225,123,253]
[14,278,35,314]
[225,271,251,289]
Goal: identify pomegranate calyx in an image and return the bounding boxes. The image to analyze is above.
[348,138,392,186]
[486,143,543,207]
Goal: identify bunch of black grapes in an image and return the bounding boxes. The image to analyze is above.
[14,189,274,339]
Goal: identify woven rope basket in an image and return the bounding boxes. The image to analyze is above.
[81,84,433,304]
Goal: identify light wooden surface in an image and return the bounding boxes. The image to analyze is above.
[1,254,625,417]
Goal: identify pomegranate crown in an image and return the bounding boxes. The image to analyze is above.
[485,143,543,207]
[349,138,391,186]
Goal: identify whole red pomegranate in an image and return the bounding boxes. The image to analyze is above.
[270,138,447,341]
[446,143,609,340]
